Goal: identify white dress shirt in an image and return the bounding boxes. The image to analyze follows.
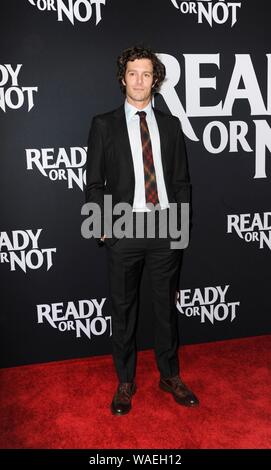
[124,99,169,212]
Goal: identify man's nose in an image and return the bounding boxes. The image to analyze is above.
[136,75,143,84]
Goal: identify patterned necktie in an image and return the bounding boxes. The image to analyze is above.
[136,111,159,205]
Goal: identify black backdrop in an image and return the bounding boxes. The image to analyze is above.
[1,0,270,368]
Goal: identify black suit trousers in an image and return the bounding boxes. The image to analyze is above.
[105,210,182,382]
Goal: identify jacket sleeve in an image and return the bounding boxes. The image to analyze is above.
[174,121,192,289]
[85,116,106,240]
[172,120,191,204]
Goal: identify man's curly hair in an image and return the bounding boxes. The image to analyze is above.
[117,44,166,95]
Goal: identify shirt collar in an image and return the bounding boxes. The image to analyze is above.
[124,99,153,122]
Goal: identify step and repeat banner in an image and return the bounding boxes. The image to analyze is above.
[1,0,270,367]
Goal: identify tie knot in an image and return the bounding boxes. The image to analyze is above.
[136,111,146,119]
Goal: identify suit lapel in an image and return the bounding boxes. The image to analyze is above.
[113,105,135,178]
[153,108,168,175]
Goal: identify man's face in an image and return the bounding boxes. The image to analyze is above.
[122,58,155,104]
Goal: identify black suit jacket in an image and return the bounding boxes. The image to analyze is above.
[85,104,191,246]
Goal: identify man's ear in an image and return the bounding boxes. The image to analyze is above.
[121,78,126,87]
[152,79,158,87]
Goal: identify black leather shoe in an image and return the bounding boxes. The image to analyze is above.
[160,375,199,407]
[111,382,136,415]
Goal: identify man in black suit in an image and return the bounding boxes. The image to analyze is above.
[85,45,199,415]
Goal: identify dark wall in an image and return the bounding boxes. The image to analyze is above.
[1,0,270,367]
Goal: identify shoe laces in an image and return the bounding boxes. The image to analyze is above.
[169,376,186,392]
[118,383,133,400]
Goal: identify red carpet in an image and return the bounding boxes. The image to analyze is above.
[0,336,270,449]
